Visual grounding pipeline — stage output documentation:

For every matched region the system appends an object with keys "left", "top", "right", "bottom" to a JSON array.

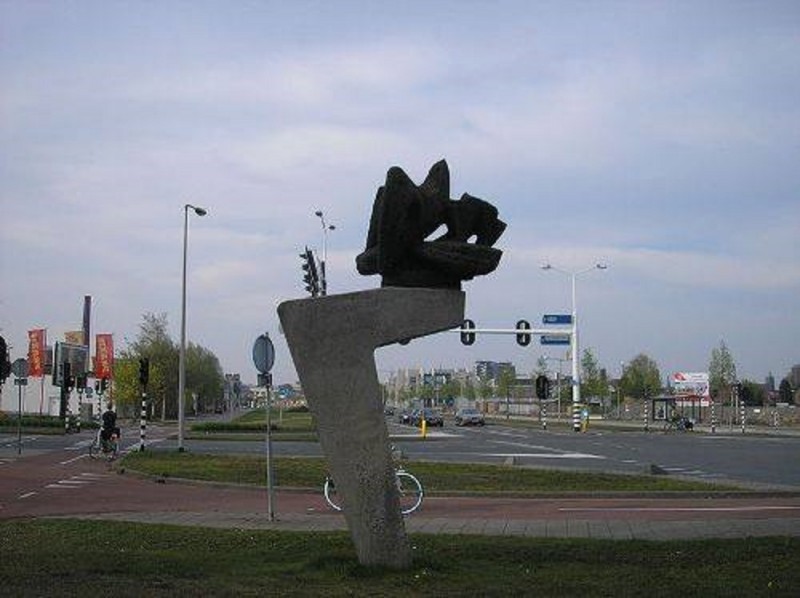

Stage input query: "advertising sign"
[
  {"left": 52, "top": 341, "right": 89, "bottom": 387},
  {"left": 671, "top": 372, "right": 710, "bottom": 406}
]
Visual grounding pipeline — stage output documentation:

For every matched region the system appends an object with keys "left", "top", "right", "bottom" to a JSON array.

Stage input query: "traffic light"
[
  {"left": 139, "top": 358, "right": 150, "bottom": 386},
  {"left": 63, "top": 362, "right": 75, "bottom": 391},
  {"left": 0, "top": 336, "right": 9, "bottom": 385},
  {"left": 300, "top": 247, "right": 320, "bottom": 297},
  {"left": 100, "top": 378, "right": 109, "bottom": 394},
  {"left": 516, "top": 320, "right": 531, "bottom": 346},
  {"left": 76, "top": 373, "right": 87, "bottom": 390},
  {"left": 535, "top": 374, "right": 550, "bottom": 400},
  {"left": 460, "top": 319, "right": 476, "bottom": 345}
]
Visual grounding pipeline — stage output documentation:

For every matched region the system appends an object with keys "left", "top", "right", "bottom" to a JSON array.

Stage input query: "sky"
[{"left": 1, "top": 0, "right": 798, "bottom": 393}]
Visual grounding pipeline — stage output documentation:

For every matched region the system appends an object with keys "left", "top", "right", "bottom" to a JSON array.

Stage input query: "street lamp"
[
  {"left": 178, "top": 203, "right": 207, "bottom": 451},
  {"left": 314, "top": 210, "right": 335, "bottom": 295},
  {"left": 541, "top": 262, "right": 608, "bottom": 432}
]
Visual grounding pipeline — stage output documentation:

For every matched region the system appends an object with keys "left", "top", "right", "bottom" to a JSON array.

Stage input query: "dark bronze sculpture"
[{"left": 356, "top": 160, "right": 506, "bottom": 289}]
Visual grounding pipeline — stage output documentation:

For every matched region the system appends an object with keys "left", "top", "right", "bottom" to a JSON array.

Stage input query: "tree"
[
  {"left": 185, "top": 342, "right": 224, "bottom": 414},
  {"left": 620, "top": 353, "right": 661, "bottom": 400},
  {"left": 709, "top": 340, "right": 737, "bottom": 404},
  {"left": 779, "top": 378, "right": 794, "bottom": 404},
  {"left": 581, "top": 348, "right": 608, "bottom": 402},
  {"left": 740, "top": 380, "right": 765, "bottom": 406},
  {"left": 115, "top": 312, "right": 224, "bottom": 419}
]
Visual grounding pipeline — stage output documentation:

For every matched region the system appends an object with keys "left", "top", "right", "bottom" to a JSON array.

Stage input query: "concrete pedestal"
[{"left": 278, "top": 287, "right": 464, "bottom": 568}]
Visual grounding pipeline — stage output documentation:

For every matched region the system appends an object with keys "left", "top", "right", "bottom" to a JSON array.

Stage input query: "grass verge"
[
  {"left": 1, "top": 519, "right": 797, "bottom": 597},
  {"left": 121, "top": 452, "right": 737, "bottom": 494},
  {"left": 189, "top": 408, "right": 315, "bottom": 436}
]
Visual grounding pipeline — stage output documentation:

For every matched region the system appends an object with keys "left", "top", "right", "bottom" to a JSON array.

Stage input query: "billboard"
[
  {"left": 52, "top": 341, "right": 89, "bottom": 387},
  {"left": 671, "top": 372, "right": 710, "bottom": 406}
]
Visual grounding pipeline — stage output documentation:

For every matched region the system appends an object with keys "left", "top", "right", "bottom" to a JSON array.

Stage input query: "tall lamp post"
[
  {"left": 541, "top": 262, "right": 607, "bottom": 432},
  {"left": 178, "top": 203, "right": 207, "bottom": 451},
  {"left": 314, "top": 210, "right": 335, "bottom": 296}
]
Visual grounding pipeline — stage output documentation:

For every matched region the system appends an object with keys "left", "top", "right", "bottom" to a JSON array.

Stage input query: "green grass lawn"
[
  {"left": 189, "top": 408, "right": 316, "bottom": 439},
  {"left": 122, "top": 452, "right": 736, "bottom": 494},
  {"left": 1, "top": 520, "right": 797, "bottom": 596}
]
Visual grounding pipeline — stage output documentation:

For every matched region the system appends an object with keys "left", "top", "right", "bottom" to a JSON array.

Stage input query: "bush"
[{"left": 0, "top": 413, "right": 63, "bottom": 428}]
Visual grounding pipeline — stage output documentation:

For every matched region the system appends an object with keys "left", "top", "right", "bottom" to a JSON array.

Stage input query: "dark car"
[
  {"left": 398, "top": 410, "right": 412, "bottom": 425},
  {"left": 455, "top": 407, "right": 485, "bottom": 426},
  {"left": 419, "top": 408, "right": 444, "bottom": 427}
]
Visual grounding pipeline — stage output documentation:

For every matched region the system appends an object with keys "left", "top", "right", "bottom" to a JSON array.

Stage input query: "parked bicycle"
[
  {"left": 662, "top": 415, "right": 694, "bottom": 433},
  {"left": 324, "top": 465, "right": 424, "bottom": 515}
]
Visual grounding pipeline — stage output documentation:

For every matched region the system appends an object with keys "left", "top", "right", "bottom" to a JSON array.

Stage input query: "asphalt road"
[
  {"left": 3, "top": 417, "right": 799, "bottom": 490},
  {"left": 160, "top": 418, "right": 800, "bottom": 490}
]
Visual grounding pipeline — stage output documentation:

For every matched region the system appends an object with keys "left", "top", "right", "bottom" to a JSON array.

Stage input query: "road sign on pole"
[
  {"left": 541, "top": 334, "right": 571, "bottom": 345},
  {"left": 252, "top": 333, "right": 275, "bottom": 374},
  {"left": 543, "top": 314, "right": 573, "bottom": 325}
]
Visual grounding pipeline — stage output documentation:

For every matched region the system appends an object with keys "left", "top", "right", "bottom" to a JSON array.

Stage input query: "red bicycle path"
[{"left": 3, "top": 448, "right": 800, "bottom": 540}]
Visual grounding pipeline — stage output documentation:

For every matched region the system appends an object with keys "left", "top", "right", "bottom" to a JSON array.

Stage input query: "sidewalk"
[{"left": 66, "top": 507, "right": 800, "bottom": 541}]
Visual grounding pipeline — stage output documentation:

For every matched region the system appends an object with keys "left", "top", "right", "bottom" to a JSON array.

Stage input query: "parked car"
[
  {"left": 397, "top": 410, "right": 412, "bottom": 425},
  {"left": 418, "top": 408, "right": 444, "bottom": 427},
  {"left": 455, "top": 408, "right": 485, "bottom": 426}
]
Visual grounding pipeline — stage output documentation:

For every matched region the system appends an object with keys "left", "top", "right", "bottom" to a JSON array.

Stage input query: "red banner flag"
[
  {"left": 27, "top": 329, "right": 46, "bottom": 377},
  {"left": 95, "top": 334, "right": 114, "bottom": 380}
]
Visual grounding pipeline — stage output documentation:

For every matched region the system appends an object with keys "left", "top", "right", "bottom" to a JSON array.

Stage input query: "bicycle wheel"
[
  {"left": 396, "top": 471, "right": 423, "bottom": 515},
  {"left": 323, "top": 477, "right": 342, "bottom": 511},
  {"left": 88, "top": 439, "right": 98, "bottom": 459}
]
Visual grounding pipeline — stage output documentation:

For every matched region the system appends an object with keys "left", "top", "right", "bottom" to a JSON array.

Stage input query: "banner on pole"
[
  {"left": 95, "top": 334, "right": 114, "bottom": 379},
  {"left": 27, "top": 329, "right": 46, "bottom": 377}
]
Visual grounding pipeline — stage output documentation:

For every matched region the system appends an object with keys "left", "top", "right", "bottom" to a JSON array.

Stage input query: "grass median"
[
  {"left": 2, "top": 519, "right": 797, "bottom": 596},
  {"left": 121, "top": 451, "right": 737, "bottom": 494}
]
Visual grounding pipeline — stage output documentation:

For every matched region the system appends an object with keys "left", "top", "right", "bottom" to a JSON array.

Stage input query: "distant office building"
[
  {"left": 765, "top": 372, "right": 775, "bottom": 392},
  {"left": 790, "top": 365, "right": 800, "bottom": 389}
]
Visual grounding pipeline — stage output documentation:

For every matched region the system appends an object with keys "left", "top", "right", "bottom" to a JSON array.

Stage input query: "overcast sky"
[{"left": 1, "top": 0, "right": 798, "bottom": 390}]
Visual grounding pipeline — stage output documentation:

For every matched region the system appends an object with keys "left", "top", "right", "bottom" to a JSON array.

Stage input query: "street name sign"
[
  {"left": 543, "top": 314, "right": 573, "bottom": 325},
  {"left": 540, "top": 334, "right": 570, "bottom": 345}
]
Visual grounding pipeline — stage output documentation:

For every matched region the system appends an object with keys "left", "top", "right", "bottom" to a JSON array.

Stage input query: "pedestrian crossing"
[{"left": 18, "top": 472, "right": 112, "bottom": 500}]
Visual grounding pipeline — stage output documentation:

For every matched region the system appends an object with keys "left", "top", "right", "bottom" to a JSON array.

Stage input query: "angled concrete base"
[{"left": 278, "top": 287, "right": 464, "bottom": 568}]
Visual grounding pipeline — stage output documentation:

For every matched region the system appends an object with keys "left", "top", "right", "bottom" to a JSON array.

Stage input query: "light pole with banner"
[{"left": 252, "top": 332, "right": 276, "bottom": 521}]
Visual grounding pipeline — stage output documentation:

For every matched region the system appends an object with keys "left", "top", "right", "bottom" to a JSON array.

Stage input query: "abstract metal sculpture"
[{"left": 356, "top": 160, "right": 506, "bottom": 289}]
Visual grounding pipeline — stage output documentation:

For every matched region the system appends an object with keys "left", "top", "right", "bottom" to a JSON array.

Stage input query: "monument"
[{"left": 278, "top": 160, "right": 504, "bottom": 568}]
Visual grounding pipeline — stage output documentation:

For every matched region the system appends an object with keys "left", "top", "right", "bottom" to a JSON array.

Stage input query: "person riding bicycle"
[{"left": 100, "top": 403, "right": 120, "bottom": 445}]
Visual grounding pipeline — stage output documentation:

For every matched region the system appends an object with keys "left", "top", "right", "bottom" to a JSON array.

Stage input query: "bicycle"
[
  {"left": 662, "top": 415, "right": 693, "bottom": 433},
  {"left": 323, "top": 465, "right": 424, "bottom": 515},
  {"left": 88, "top": 428, "right": 120, "bottom": 461}
]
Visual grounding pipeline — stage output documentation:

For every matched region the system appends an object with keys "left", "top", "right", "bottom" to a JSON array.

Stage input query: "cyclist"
[{"left": 101, "top": 403, "right": 120, "bottom": 446}]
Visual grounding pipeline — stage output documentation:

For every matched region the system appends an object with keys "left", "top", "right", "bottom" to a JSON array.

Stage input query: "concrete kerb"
[{"left": 52, "top": 511, "right": 800, "bottom": 540}]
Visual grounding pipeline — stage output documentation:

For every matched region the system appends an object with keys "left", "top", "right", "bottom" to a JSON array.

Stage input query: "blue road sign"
[
  {"left": 541, "top": 334, "right": 570, "bottom": 345},
  {"left": 543, "top": 314, "right": 573, "bottom": 325}
]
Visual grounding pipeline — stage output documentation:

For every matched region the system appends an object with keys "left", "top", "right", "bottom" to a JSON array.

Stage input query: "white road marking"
[
  {"left": 18, "top": 492, "right": 37, "bottom": 499},
  {"left": 487, "top": 439, "right": 605, "bottom": 459},
  {"left": 483, "top": 452, "right": 606, "bottom": 459},
  {"left": 560, "top": 506, "right": 800, "bottom": 513},
  {"left": 60, "top": 454, "right": 89, "bottom": 465}
]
